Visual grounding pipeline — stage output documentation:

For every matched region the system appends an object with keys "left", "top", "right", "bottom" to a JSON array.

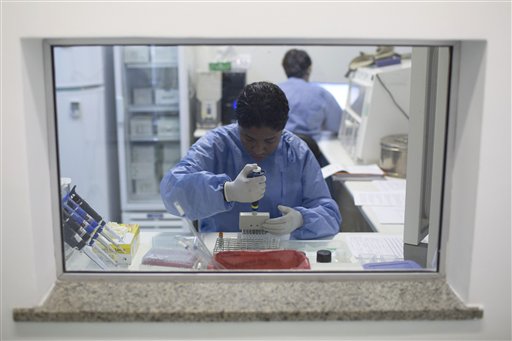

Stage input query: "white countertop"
[
  {"left": 318, "top": 138, "right": 406, "bottom": 236},
  {"left": 66, "top": 228, "right": 412, "bottom": 272},
  {"left": 318, "top": 138, "right": 355, "bottom": 166},
  {"left": 343, "top": 180, "right": 405, "bottom": 235}
]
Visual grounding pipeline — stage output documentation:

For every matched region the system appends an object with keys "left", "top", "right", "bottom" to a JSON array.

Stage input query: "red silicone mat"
[{"left": 213, "top": 250, "right": 310, "bottom": 270}]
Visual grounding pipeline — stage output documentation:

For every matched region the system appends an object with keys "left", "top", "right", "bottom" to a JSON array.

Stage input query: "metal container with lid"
[{"left": 379, "top": 134, "right": 408, "bottom": 178}]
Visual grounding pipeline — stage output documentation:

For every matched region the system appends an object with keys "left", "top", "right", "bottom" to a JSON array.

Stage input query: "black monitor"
[{"left": 221, "top": 72, "right": 246, "bottom": 125}]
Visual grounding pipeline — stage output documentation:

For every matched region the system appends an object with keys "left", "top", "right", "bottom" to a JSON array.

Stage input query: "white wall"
[
  {"left": 1, "top": 2, "right": 510, "bottom": 340},
  {"left": 194, "top": 45, "right": 412, "bottom": 84},
  {"left": 191, "top": 45, "right": 410, "bottom": 84}
]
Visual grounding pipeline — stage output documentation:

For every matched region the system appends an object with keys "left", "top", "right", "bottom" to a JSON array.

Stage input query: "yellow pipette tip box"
[{"left": 105, "top": 222, "right": 140, "bottom": 265}]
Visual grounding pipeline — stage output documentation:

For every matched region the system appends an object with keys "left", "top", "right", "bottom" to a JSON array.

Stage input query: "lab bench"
[
  {"left": 340, "top": 180, "right": 405, "bottom": 235},
  {"left": 66, "top": 137, "right": 407, "bottom": 272},
  {"left": 318, "top": 138, "right": 406, "bottom": 236},
  {"left": 66, "top": 226, "right": 412, "bottom": 272}
]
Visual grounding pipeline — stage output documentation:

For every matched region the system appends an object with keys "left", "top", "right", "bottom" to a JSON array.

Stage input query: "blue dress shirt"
[{"left": 278, "top": 77, "right": 343, "bottom": 141}]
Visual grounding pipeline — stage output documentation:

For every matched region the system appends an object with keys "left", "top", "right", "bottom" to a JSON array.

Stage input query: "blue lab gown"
[
  {"left": 278, "top": 77, "right": 343, "bottom": 141},
  {"left": 160, "top": 124, "right": 341, "bottom": 240}
]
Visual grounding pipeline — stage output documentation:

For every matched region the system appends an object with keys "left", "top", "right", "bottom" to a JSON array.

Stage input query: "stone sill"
[{"left": 13, "top": 278, "right": 482, "bottom": 322}]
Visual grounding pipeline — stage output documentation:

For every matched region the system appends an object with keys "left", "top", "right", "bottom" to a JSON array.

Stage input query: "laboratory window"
[{"left": 48, "top": 42, "right": 451, "bottom": 275}]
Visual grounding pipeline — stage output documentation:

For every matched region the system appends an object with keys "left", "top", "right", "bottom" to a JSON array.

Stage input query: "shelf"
[
  {"left": 128, "top": 104, "right": 179, "bottom": 113},
  {"left": 125, "top": 62, "right": 178, "bottom": 69},
  {"left": 130, "top": 136, "right": 180, "bottom": 143}
]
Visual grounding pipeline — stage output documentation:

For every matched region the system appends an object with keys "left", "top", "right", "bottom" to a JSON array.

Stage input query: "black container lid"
[{"left": 316, "top": 249, "right": 332, "bottom": 263}]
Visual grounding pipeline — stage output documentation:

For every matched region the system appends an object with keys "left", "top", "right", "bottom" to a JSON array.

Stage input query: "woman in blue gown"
[{"left": 160, "top": 81, "right": 341, "bottom": 240}]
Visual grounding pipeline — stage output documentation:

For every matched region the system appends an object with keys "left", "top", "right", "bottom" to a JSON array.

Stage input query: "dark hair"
[
  {"left": 235, "top": 81, "right": 289, "bottom": 130},
  {"left": 282, "top": 49, "right": 312, "bottom": 78}
]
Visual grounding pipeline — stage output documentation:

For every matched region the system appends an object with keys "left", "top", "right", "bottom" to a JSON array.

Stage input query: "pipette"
[
  {"left": 62, "top": 208, "right": 117, "bottom": 255},
  {"left": 63, "top": 199, "right": 121, "bottom": 249},
  {"left": 239, "top": 165, "right": 269, "bottom": 231},
  {"left": 67, "top": 186, "right": 122, "bottom": 240},
  {"left": 247, "top": 166, "right": 265, "bottom": 211},
  {"left": 62, "top": 218, "right": 112, "bottom": 268},
  {"left": 63, "top": 214, "right": 117, "bottom": 264}
]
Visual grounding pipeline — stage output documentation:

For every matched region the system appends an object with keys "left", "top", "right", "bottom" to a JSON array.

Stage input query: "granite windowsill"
[{"left": 13, "top": 278, "right": 482, "bottom": 322}]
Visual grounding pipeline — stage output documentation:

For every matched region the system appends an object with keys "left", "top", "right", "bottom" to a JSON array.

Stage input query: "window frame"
[{"left": 43, "top": 38, "right": 459, "bottom": 280}]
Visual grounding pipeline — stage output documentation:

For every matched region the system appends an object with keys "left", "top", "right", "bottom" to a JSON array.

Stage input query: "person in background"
[
  {"left": 160, "top": 81, "right": 341, "bottom": 240},
  {"left": 278, "top": 49, "right": 343, "bottom": 142}
]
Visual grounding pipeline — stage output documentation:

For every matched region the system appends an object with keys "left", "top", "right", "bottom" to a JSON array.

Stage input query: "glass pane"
[{"left": 53, "top": 44, "right": 448, "bottom": 273}]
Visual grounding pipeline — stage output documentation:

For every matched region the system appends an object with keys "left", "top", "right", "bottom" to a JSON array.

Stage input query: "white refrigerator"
[
  {"left": 54, "top": 46, "right": 120, "bottom": 222},
  {"left": 113, "top": 45, "right": 191, "bottom": 229}
]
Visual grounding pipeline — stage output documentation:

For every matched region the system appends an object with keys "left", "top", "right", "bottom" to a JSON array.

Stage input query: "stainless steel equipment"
[{"left": 379, "top": 134, "right": 408, "bottom": 178}]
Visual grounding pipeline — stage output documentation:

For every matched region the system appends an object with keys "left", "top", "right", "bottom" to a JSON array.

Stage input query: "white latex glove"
[
  {"left": 224, "top": 164, "right": 266, "bottom": 203},
  {"left": 261, "top": 205, "right": 303, "bottom": 235}
]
